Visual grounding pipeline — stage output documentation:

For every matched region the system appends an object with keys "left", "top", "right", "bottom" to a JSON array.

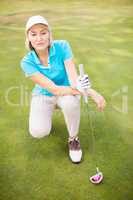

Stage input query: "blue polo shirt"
[{"left": 20, "top": 40, "right": 73, "bottom": 96}]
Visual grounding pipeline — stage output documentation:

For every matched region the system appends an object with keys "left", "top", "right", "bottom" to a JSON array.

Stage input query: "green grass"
[{"left": 0, "top": 0, "right": 133, "bottom": 200}]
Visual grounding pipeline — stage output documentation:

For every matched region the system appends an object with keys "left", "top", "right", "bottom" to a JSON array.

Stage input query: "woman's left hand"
[{"left": 89, "top": 89, "right": 106, "bottom": 112}]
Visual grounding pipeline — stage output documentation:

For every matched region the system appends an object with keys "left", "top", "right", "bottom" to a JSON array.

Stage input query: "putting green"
[{"left": 0, "top": 0, "right": 133, "bottom": 200}]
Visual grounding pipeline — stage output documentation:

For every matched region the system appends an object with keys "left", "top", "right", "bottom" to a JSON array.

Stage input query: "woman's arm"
[
  {"left": 64, "top": 59, "right": 106, "bottom": 111},
  {"left": 88, "top": 88, "right": 106, "bottom": 111},
  {"left": 64, "top": 59, "right": 78, "bottom": 88},
  {"left": 30, "top": 72, "right": 80, "bottom": 96}
]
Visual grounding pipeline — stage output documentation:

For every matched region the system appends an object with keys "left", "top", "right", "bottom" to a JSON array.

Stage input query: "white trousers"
[{"left": 29, "top": 95, "right": 80, "bottom": 138}]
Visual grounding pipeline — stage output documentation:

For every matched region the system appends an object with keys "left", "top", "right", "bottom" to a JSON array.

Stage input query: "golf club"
[{"left": 79, "top": 64, "right": 103, "bottom": 184}]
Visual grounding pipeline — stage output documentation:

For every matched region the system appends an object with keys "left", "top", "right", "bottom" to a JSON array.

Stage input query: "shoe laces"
[{"left": 69, "top": 137, "right": 80, "bottom": 151}]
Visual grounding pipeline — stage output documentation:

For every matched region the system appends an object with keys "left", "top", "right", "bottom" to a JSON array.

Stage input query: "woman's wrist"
[
  {"left": 88, "top": 88, "right": 101, "bottom": 100},
  {"left": 88, "top": 88, "right": 96, "bottom": 97}
]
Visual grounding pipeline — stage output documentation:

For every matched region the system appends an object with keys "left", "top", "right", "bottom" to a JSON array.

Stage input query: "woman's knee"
[
  {"left": 63, "top": 96, "right": 80, "bottom": 111},
  {"left": 29, "top": 127, "right": 51, "bottom": 138}
]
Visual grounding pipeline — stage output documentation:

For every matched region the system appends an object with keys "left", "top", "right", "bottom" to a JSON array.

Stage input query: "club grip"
[
  {"left": 79, "top": 64, "right": 88, "bottom": 104},
  {"left": 79, "top": 64, "right": 85, "bottom": 77}
]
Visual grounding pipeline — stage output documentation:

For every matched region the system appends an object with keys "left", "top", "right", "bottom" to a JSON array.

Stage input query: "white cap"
[{"left": 26, "top": 15, "right": 49, "bottom": 32}]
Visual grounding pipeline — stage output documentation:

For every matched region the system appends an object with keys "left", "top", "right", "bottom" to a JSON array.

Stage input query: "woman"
[{"left": 20, "top": 15, "right": 106, "bottom": 163}]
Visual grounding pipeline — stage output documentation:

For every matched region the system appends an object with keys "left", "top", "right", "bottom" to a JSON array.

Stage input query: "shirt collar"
[{"left": 31, "top": 43, "right": 55, "bottom": 65}]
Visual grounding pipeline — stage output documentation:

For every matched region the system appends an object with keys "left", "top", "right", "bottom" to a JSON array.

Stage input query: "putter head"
[{"left": 90, "top": 170, "right": 103, "bottom": 184}]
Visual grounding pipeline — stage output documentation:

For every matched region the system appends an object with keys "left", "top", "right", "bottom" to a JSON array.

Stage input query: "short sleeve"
[
  {"left": 20, "top": 59, "right": 39, "bottom": 77},
  {"left": 62, "top": 41, "right": 73, "bottom": 61}
]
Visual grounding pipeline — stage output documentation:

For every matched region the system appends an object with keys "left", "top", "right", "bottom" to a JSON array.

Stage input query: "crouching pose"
[{"left": 20, "top": 15, "right": 106, "bottom": 163}]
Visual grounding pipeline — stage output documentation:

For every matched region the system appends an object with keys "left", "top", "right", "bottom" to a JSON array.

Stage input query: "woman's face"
[{"left": 28, "top": 24, "right": 50, "bottom": 51}]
